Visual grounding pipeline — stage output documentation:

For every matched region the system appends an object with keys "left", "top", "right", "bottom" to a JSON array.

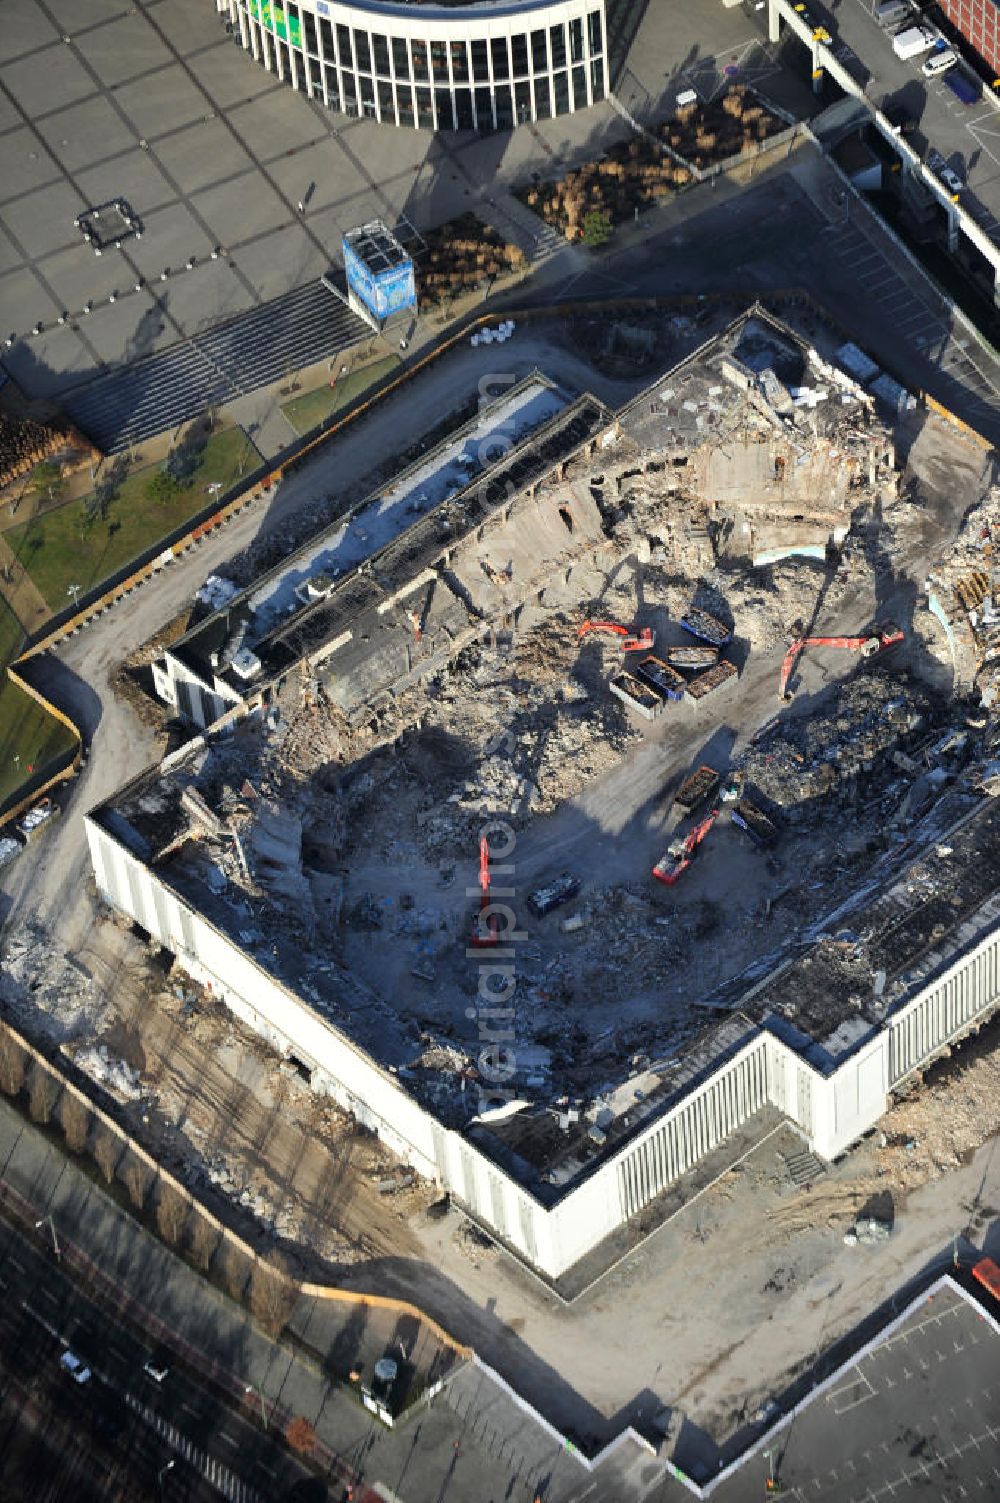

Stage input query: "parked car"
[
  {"left": 59, "top": 1350, "right": 92, "bottom": 1385},
  {"left": 928, "top": 151, "right": 963, "bottom": 195},
  {"left": 944, "top": 67, "right": 980, "bottom": 103},
  {"left": 922, "top": 42, "right": 957, "bottom": 76},
  {"left": 875, "top": 0, "right": 913, "bottom": 26},
  {"left": 17, "top": 797, "right": 56, "bottom": 843},
  {"left": 142, "top": 1351, "right": 170, "bottom": 1384},
  {"left": 527, "top": 873, "right": 581, "bottom": 919}
]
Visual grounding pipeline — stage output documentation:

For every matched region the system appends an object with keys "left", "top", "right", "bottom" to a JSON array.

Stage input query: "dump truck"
[
  {"left": 731, "top": 798, "right": 777, "bottom": 846},
  {"left": 680, "top": 607, "right": 733, "bottom": 648},
  {"left": 674, "top": 765, "right": 721, "bottom": 812},
  {"left": 634, "top": 653, "right": 685, "bottom": 702},
  {"left": 685, "top": 660, "right": 738, "bottom": 701}
]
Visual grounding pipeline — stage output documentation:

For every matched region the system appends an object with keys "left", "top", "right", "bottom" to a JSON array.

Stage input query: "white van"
[
  {"left": 922, "top": 45, "right": 957, "bottom": 75},
  {"left": 893, "top": 23, "right": 937, "bottom": 57}
]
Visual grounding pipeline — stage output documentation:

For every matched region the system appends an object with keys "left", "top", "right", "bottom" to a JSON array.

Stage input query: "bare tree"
[
  {"left": 58, "top": 1093, "right": 91, "bottom": 1153},
  {"left": 219, "top": 1243, "right": 250, "bottom": 1302},
  {"left": 155, "top": 1185, "right": 188, "bottom": 1247},
  {"left": 0, "top": 1030, "right": 26, "bottom": 1096},
  {"left": 27, "top": 1063, "right": 59, "bottom": 1125},
  {"left": 249, "top": 1252, "right": 299, "bottom": 1338},
  {"left": 284, "top": 1416, "right": 315, "bottom": 1454},
  {"left": 188, "top": 1216, "right": 219, "bottom": 1274},
  {"left": 92, "top": 1128, "right": 122, "bottom": 1185},
  {"left": 121, "top": 1156, "right": 151, "bottom": 1211}
]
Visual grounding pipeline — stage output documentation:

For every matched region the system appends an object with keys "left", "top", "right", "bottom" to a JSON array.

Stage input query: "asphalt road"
[{"left": 0, "top": 1212, "right": 300, "bottom": 1503}]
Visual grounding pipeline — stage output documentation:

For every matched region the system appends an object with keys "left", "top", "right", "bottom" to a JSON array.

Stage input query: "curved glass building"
[{"left": 213, "top": 0, "right": 610, "bottom": 130}]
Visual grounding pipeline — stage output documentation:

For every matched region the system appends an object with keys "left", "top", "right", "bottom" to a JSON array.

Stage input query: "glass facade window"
[
  {"left": 531, "top": 29, "right": 548, "bottom": 73},
  {"left": 491, "top": 37, "right": 510, "bottom": 80},
  {"left": 455, "top": 87, "right": 474, "bottom": 128},
  {"left": 471, "top": 39, "right": 489, "bottom": 82},
  {"left": 431, "top": 40, "right": 448, "bottom": 81},
  {"left": 569, "top": 17, "right": 584, "bottom": 63},
  {"left": 227, "top": 1, "right": 607, "bottom": 134},
  {"left": 451, "top": 40, "right": 469, "bottom": 82},
  {"left": 572, "top": 64, "right": 587, "bottom": 111}
]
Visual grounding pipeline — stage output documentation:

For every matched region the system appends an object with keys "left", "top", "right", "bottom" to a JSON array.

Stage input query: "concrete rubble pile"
[
  {"left": 924, "top": 484, "right": 1000, "bottom": 700},
  {"left": 740, "top": 675, "right": 935, "bottom": 817}
]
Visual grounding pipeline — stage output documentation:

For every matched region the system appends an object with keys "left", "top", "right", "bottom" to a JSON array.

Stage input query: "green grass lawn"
[
  {"left": 6, "top": 426, "right": 259, "bottom": 613},
  {"left": 281, "top": 356, "right": 401, "bottom": 435},
  {"left": 0, "top": 598, "right": 76, "bottom": 812}
]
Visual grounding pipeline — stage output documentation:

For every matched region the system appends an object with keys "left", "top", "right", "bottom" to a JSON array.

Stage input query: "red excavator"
[
  {"left": 469, "top": 836, "right": 498, "bottom": 948},
  {"left": 779, "top": 622, "right": 904, "bottom": 700},
  {"left": 578, "top": 620, "right": 654, "bottom": 652},
  {"left": 652, "top": 807, "right": 719, "bottom": 886}
]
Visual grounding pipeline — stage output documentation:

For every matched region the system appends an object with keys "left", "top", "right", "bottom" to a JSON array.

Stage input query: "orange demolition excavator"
[
  {"left": 577, "top": 620, "right": 653, "bottom": 652},
  {"left": 779, "top": 623, "right": 904, "bottom": 700},
  {"left": 470, "top": 836, "right": 498, "bottom": 948}
]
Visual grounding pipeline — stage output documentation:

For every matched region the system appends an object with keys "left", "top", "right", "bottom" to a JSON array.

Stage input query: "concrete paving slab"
[
  {"left": 0, "top": 89, "right": 23, "bottom": 134},
  {"left": 231, "top": 223, "right": 328, "bottom": 302},
  {"left": 35, "top": 240, "right": 133, "bottom": 313},
  {"left": 153, "top": 2, "right": 234, "bottom": 57},
  {"left": 36, "top": 94, "right": 136, "bottom": 172},
  {"left": 0, "top": 225, "right": 23, "bottom": 279},
  {"left": 3, "top": 0, "right": 60, "bottom": 60},
  {"left": 230, "top": 89, "right": 329, "bottom": 156},
  {"left": 0, "top": 40, "right": 98, "bottom": 114},
  {"left": 0, "top": 265, "right": 60, "bottom": 337},
  {"left": 76, "top": 290, "right": 175, "bottom": 367},
  {"left": 191, "top": 171, "right": 290, "bottom": 246},
  {"left": 147, "top": 257, "right": 255, "bottom": 337},
  {"left": 150, "top": 117, "right": 255, "bottom": 197},
  {"left": 267, "top": 137, "right": 369, "bottom": 214},
  {"left": 0, "top": 127, "right": 63, "bottom": 199},
  {"left": 47, "top": 0, "right": 132, "bottom": 28},
  {"left": 0, "top": 178, "right": 83, "bottom": 261},
  {"left": 73, "top": 11, "right": 174, "bottom": 87},
  {"left": 3, "top": 317, "right": 94, "bottom": 397},
  {"left": 185, "top": 39, "right": 279, "bottom": 109},
  {"left": 74, "top": 145, "right": 177, "bottom": 218},
  {"left": 127, "top": 201, "right": 214, "bottom": 280},
  {"left": 114, "top": 62, "right": 210, "bottom": 139}
]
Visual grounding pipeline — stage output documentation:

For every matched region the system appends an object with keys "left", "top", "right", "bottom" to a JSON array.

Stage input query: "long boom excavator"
[
  {"left": 779, "top": 622, "right": 904, "bottom": 701},
  {"left": 577, "top": 620, "right": 654, "bottom": 652}
]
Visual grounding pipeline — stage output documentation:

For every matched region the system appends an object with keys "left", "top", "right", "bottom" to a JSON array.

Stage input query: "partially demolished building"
[{"left": 86, "top": 309, "right": 1000, "bottom": 1283}]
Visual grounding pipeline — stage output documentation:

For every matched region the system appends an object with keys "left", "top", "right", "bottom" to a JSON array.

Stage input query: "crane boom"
[{"left": 779, "top": 623, "right": 903, "bottom": 699}]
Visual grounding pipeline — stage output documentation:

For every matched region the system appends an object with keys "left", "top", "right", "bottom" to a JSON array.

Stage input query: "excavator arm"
[{"left": 779, "top": 624, "right": 903, "bottom": 699}]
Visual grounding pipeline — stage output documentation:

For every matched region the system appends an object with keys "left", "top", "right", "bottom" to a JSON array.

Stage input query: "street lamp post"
[
  {"left": 66, "top": 582, "right": 80, "bottom": 611},
  {"left": 35, "top": 1215, "right": 60, "bottom": 1260},
  {"left": 157, "top": 1459, "right": 175, "bottom": 1497}
]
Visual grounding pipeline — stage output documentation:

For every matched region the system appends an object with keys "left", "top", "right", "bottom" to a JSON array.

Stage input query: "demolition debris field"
[{"left": 95, "top": 306, "right": 1000, "bottom": 1200}]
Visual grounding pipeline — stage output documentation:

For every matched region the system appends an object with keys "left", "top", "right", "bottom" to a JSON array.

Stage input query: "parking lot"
[{"left": 788, "top": 0, "right": 1000, "bottom": 247}]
